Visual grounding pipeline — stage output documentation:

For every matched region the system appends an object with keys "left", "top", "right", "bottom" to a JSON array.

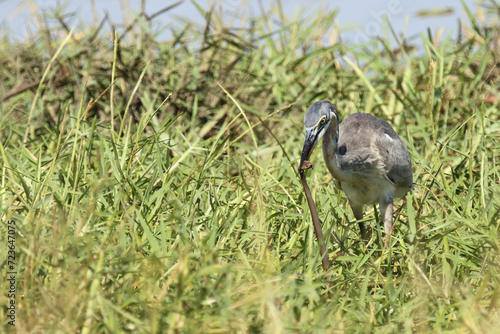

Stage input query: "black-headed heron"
[{"left": 299, "top": 100, "right": 413, "bottom": 241}]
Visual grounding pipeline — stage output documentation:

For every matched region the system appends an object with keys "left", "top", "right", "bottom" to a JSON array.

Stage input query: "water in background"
[{"left": 0, "top": 0, "right": 482, "bottom": 47}]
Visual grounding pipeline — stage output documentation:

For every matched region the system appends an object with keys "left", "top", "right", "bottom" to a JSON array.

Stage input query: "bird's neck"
[
  {"left": 322, "top": 122, "right": 339, "bottom": 157},
  {"left": 322, "top": 122, "right": 341, "bottom": 178}
]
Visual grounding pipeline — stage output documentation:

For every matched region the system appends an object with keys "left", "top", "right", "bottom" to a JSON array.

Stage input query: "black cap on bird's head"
[{"left": 299, "top": 101, "right": 338, "bottom": 171}]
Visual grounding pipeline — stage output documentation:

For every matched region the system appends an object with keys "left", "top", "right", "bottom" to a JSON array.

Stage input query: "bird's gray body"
[
  {"left": 300, "top": 101, "right": 413, "bottom": 239},
  {"left": 324, "top": 112, "right": 413, "bottom": 203}
]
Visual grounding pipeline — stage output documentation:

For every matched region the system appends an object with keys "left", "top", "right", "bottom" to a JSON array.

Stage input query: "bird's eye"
[{"left": 320, "top": 117, "right": 326, "bottom": 125}]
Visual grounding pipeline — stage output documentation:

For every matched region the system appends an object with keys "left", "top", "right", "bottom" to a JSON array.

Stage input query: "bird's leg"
[
  {"left": 349, "top": 201, "right": 366, "bottom": 239},
  {"left": 379, "top": 193, "right": 394, "bottom": 244}
]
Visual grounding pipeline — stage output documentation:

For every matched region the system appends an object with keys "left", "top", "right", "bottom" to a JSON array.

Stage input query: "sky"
[{"left": 0, "top": 0, "right": 484, "bottom": 45}]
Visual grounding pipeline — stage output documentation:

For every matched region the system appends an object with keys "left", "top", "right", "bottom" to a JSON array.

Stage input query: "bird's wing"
[
  {"left": 375, "top": 127, "right": 413, "bottom": 189},
  {"left": 337, "top": 113, "right": 413, "bottom": 188}
]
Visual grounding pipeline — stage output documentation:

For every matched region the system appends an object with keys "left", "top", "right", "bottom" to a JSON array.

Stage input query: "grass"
[{"left": 0, "top": 0, "right": 499, "bottom": 332}]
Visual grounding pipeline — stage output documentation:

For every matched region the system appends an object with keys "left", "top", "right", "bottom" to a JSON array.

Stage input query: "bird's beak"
[{"left": 300, "top": 127, "right": 319, "bottom": 170}]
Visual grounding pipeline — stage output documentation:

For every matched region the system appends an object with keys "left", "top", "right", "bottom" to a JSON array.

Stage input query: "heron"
[{"left": 299, "top": 100, "right": 413, "bottom": 242}]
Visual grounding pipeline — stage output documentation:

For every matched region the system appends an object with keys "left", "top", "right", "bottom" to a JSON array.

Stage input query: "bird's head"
[{"left": 300, "top": 101, "right": 338, "bottom": 170}]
